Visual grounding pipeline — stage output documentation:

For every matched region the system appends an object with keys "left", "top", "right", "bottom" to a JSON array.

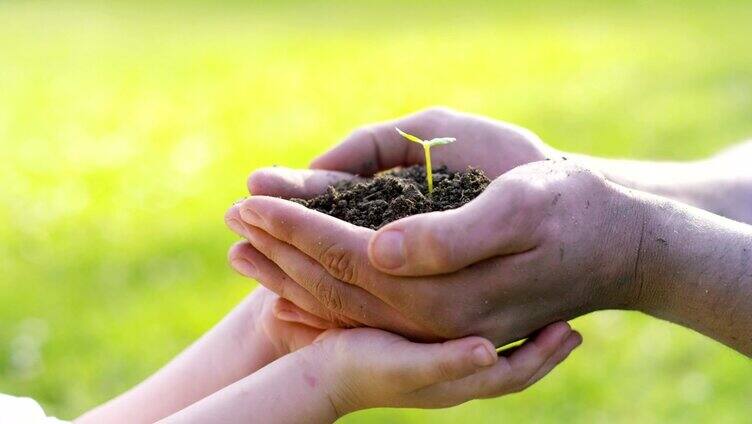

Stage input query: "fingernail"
[
  {"left": 226, "top": 218, "right": 246, "bottom": 235},
  {"left": 231, "top": 258, "right": 257, "bottom": 278},
  {"left": 275, "top": 308, "right": 301, "bottom": 323},
  {"left": 240, "top": 207, "right": 264, "bottom": 227},
  {"left": 471, "top": 344, "right": 497, "bottom": 367},
  {"left": 371, "top": 230, "right": 405, "bottom": 269}
]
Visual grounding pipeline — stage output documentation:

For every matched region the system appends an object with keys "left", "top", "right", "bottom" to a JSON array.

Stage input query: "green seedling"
[{"left": 396, "top": 127, "right": 456, "bottom": 194}]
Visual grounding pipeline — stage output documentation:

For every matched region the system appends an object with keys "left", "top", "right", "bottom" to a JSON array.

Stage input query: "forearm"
[
  {"left": 77, "top": 292, "right": 276, "bottom": 424},
  {"left": 160, "top": 348, "right": 339, "bottom": 424},
  {"left": 631, "top": 190, "right": 752, "bottom": 355},
  {"left": 571, "top": 141, "right": 752, "bottom": 224}
]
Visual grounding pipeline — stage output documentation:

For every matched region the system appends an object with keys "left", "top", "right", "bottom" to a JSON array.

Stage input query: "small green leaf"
[
  {"left": 426, "top": 137, "right": 456, "bottom": 147},
  {"left": 396, "top": 127, "right": 424, "bottom": 144}
]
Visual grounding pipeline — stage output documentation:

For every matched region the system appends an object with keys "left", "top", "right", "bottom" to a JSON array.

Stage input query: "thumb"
[
  {"left": 399, "top": 336, "right": 498, "bottom": 389},
  {"left": 367, "top": 179, "right": 540, "bottom": 276},
  {"left": 310, "top": 107, "right": 455, "bottom": 175}
]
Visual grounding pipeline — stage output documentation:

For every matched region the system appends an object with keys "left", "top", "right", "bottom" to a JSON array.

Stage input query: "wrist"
[
  {"left": 228, "top": 291, "right": 279, "bottom": 372},
  {"left": 615, "top": 190, "right": 675, "bottom": 314},
  {"left": 586, "top": 181, "right": 677, "bottom": 314},
  {"left": 295, "top": 340, "right": 356, "bottom": 420}
]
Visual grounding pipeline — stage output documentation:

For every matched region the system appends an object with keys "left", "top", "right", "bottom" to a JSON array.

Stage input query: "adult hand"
[
  {"left": 245, "top": 107, "right": 559, "bottom": 200},
  {"left": 227, "top": 160, "right": 644, "bottom": 345},
  {"left": 230, "top": 108, "right": 752, "bottom": 354}
]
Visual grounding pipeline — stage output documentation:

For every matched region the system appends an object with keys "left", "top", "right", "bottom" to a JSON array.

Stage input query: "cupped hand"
[
  {"left": 228, "top": 160, "right": 645, "bottom": 345},
  {"left": 248, "top": 286, "right": 325, "bottom": 356},
  {"left": 307, "top": 320, "right": 581, "bottom": 414},
  {"left": 245, "top": 107, "right": 558, "bottom": 200}
]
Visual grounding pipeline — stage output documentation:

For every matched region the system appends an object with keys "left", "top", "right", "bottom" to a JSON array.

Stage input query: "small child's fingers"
[
  {"left": 408, "top": 329, "right": 574, "bottom": 409},
  {"left": 392, "top": 336, "right": 499, "bottom": 389},
  {"left": 501, "top": 321, "right": 572, "bottom": 391},
  {"left": 273, "top": 297, "right": 339, "bottom": 330},
  {"left": 523, "top": 330, "right": 582, "bottom": 388}
]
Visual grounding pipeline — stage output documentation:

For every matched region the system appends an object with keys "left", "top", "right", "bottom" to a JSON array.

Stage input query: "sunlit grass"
[{"left": 1, "top": 1, "right": 751, "bottom": 421}]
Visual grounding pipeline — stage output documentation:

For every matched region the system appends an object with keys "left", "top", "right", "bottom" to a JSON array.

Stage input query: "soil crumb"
[{"left": 292, "top": 165, "right": 490, "bottom": 229}]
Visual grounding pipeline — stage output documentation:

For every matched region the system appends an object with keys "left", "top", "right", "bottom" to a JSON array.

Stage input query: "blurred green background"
[{"left": 1, "top": 0, "right": 751, "bottom": 422}]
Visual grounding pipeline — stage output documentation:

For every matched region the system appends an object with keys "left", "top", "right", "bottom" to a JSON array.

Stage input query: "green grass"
[{"left": 1, "top": 0, "right": 751, "bottom": 421}]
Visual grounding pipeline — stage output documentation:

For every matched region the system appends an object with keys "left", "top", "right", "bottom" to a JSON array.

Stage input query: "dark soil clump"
[{"left": 292, "top": 165, "right": 490, "bottom": 230}]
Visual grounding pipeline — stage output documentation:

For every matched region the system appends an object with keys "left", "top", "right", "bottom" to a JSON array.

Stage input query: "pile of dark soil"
[{"left": 292, "top": 165, "right": 490, "bottom": 230}]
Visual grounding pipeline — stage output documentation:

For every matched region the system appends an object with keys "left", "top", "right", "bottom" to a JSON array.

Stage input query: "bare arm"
[
  {"left": 76, "top": 289, "right": 318, "bottom": 424},
  {"left": 573, "top": 140, "right": 752, "bottom": 224},
  {"left": 160, "top": 324, "right": 580, "bottom": 424},
  {"left": 158, "top": 347, "right": 338, "bottom": 424},
  {"left": 634, "top": 188, "right": 752, "bottom": 353}
]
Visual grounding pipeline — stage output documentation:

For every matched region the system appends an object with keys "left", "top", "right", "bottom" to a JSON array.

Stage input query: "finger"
[
  {"left": 385, "top": 335, "right": 499, "bottom": 390},
  {"left": 309, "top": 108, "right": 456, "bottom": 175},
  {"left": 409, "top": 324, "right": 573, "bottom": 408},
  {"left": 247, "top": 167, "right": 359, "bottom": 199},
  {"left": 524, "top": 330, "right": 582, "bottom": 387},
  {"left": 244, "top": 225, "right": 428, "bottom": 339},
  {"left": 239, "top": 196, "right": 412, "bottom": 312},
  {"left": 228, "top": 241, "right": 358, "bottom": 328},
  {"left": 273, "top": 297, "right": 337, "bottom": 330},
  {"left": 443, "top": 321, "right": 571, "bottom": 400},
  {"left": 239, "top": 196, "right": 393, "bottom": 293},
  {"left": 272, "top": 318, "right": 324, "bottom": 353},
  {"left": 489, "top": 321, "right": 572, "bottom": 396},
  {"left": 367, "top": 176, "right": 543, "bottom": 276},
  {"left": 226, "top": 204, "right": 249, "bottom": 238}
]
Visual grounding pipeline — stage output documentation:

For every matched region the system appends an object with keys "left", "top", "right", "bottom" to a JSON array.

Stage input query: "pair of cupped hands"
[{"left": 226, "top": 107, "right": 643, "bottom": 410}]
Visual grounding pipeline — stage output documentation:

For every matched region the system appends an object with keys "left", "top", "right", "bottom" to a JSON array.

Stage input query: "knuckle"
[
  {"left": 309, "top": 272, "right": 345, "bottom": 313},
  {"left": 261, "top": 206, "right": 285, "bottom": 233},
  {"left": 325, "top": 289, "right": 345, "bottom": 314},
  {"left": 257, "top": 236, "right": 279, "bottom": 262},
  {"left": 493, "top": 174, "right": 552, "bottom": 238},
  {"left": 419, "top": 106, "right": 455, "bottom": 120},
  {"left": 434, "top": 358, "right": 457, "bottom": 381},
  {"left": 507, "top": 178, "right": 547, "bottom": 210},
  {"left": 348, "top": 127, "right": 375, "bottom": 144},
  {"left": 320, "top": 242, "right": 359, "bottom": 283}
]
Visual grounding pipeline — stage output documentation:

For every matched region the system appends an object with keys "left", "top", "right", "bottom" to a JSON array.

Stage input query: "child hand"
[
  {"left": 295, "top": 318, "right": 581, "bottom": 417},
  {"left": 250, "top": 287, "right": 326, "bottom": 357},
  {"left": 149, "top": 294, "right": 579, "bottom": 423}
]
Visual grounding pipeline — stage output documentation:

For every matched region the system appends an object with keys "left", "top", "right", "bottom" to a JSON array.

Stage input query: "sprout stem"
[
  {"left": 395, "top": 127, "right": 455, "bottom": 196},
  {"left": 423, "top": 144, "right": 434, "bottom": 193}
]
